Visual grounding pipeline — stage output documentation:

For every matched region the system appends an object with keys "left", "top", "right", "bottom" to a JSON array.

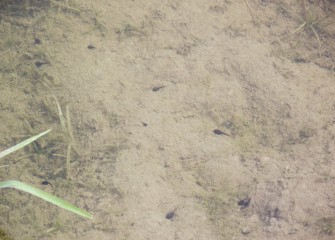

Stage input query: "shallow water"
[{"left": 1, "top": 1, "right": 335, "bottom": 239}]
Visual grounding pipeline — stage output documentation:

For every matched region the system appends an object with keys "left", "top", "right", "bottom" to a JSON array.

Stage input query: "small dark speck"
[
  {"left": 293, "top": 58, "right": 307, "bottom": 63},
  {"left": 165, "top": 208, "right": 177, "bottom": 220},
  {"left": 87, "top": 44, "right": 95, "bottom": 49},
  {"left": 152, "top": 86, "right": 166, "bottom": 92},
  {"left": 142, "top": 122, "right": 148, "bottom": 127},
  {"left": 34, "top": 38, "right": 41, "bottom": 44},
  {"left": 213, "top": 129, "right": 230, "bottom": 136}
]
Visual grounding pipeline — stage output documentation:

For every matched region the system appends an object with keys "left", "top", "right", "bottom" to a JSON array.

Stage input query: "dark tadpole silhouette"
[
  {"left": 152, "top": 86, "right": 166, "bottom": 92},
  {"left": 238, "top": 197, "right": 251, "bottom": 209},
  {"left": 35, "top": 61, "right": 50, "bottom": 68},
  {"left": 165, "top": 208, "right": 177, "bottom": 220},
  {"left": 41, "top": 180, "right": 52, "bottom": 187},
  {"left": 34, "top": 38, "right": 41, "bottom": 44},
  {"left": 213, "top": 129, "right": 230, "bottom": 136}
]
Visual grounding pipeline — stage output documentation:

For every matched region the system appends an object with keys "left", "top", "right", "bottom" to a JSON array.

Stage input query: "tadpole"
[
  {"left": 165, "top": 208, "right": 177, "bottom": 220},
  {"left": 238, "top": 197, "right": 251, "bottom": 209},
  {"left": 35, "top": 61, "right": 50, "bottom": 68},
  {"left": 34, "top": 38, "right": 41, "bottom": 44},
  {"left": 213, "top": 129, "right": 230, "bottom": 136},
  {"left": 152, "top": 86, "right": 166, "bottom": 92},
  {"left": 41, "top": 180, "right": 52, "bottom": 187}
]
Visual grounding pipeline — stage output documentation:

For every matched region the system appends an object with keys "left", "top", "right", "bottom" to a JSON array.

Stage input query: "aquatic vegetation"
[{"left": 0, "top": 129, "right": 92, "bottom": 219}]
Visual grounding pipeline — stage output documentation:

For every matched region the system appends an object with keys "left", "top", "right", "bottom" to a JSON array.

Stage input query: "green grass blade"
[
  {"left": 0, "top": 180, "right": 92, "bottom": 219},
  {"left": 0, "top": 129, "right": 52, "bottom": 159}
]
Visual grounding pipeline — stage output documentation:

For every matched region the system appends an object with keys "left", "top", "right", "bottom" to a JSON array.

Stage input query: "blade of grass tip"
[
  {"left": 0, "top": 129, "right": 52, "bottom": 159},
  {"left": 0, "top": 180, "right": 92, "bottom": 219}
]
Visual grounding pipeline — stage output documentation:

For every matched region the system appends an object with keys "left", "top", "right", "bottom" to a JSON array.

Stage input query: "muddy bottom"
[{"left": 1, "top": 0, "right": 335, "bottom": 239}]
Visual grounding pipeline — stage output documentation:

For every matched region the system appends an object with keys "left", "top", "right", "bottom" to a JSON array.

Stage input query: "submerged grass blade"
[
  {"left": 0, "top": 129, "right": 52, "bottom": 159},
  {"left": 52, "top": 95, "right": 66, "bottom": 130},
  {"left": 310, "top": 25, "right": 321, "bottom": 49},
  {"left": 66, "top": 143, "right": 72, "bottom": 180},
  {"left": 0, "top": 180, "right": 92, "bottom": 219},
  {"left": 0, "top": 129, "right": 93, "bottom": 219},
  {"left": 294, "top": 21, "right": 306, "bottom": 34}
]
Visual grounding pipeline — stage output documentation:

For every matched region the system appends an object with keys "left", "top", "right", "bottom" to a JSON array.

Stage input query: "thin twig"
[
  {"left": 66, "top": 143, "right": 72, "bottom": 180},
  {"left": 65, "top": 104, "right": 74, "bottom": 141},
  {"left": 52, "top": 95, "right": 66, "bottom": 130},
  {"left": 244, "top": 0, "right": 256, "bottom": 24}
]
